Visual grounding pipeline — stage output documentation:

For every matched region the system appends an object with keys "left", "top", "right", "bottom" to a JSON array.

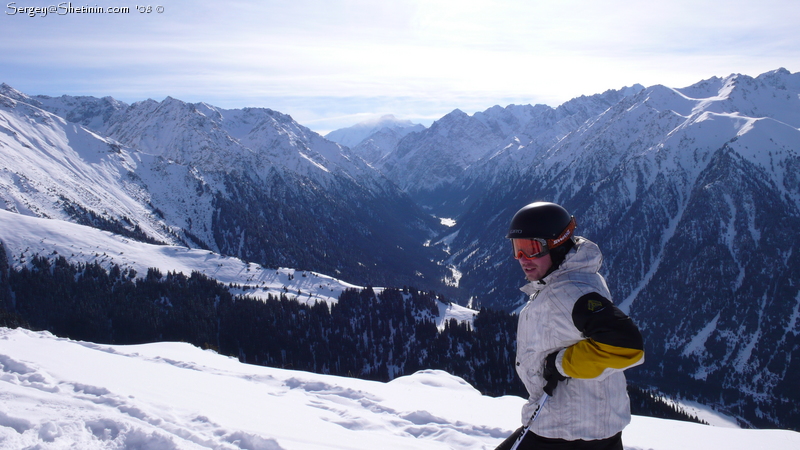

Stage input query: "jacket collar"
[{"left": 519, "top": 237, "right": 603, "bottom": 296}]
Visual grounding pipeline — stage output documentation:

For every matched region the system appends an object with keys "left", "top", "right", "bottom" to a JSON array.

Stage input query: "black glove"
[{"left": 543, "top": 351, "right": 567, "bottom": 396}]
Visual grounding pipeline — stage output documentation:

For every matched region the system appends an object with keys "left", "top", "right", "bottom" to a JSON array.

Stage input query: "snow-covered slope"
[
  {"left": 0, "top": 89, "right": 176, "bottom": 245},
  {"left": 2, "top": 327, "right": 799, "bottom": 450},
  {"left": 0, "top": 209, "right": 476, "bottom": 326},
  {"left": 0, "top": 209, "right": 351, "bottom": 305}
]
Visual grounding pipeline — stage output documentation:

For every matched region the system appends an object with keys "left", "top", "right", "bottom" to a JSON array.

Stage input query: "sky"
[
  {"left": 2, "top": 0, "right": 799, "bottom": 135},
  {"left": 5, "top": 327, "right": 800, "bottom": 449}
]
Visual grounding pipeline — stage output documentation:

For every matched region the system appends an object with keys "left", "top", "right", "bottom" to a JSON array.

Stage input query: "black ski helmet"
[{"left": 506, "top": 201, "right": 576, "bottom": 248}]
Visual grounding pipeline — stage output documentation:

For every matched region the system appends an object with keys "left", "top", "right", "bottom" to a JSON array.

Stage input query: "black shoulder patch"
[
  {"left": 572, "top": 292, "right": 643, "bottom": 350},
  {"left": 572, "top": 292, "right": 613, "bottom": 332}
]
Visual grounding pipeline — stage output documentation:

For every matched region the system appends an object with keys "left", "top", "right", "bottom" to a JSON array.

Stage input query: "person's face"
[{"left": 517, "top": 253, "right": 553, "bottom": 281}]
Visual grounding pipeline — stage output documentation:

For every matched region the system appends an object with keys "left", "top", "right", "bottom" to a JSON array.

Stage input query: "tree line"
[
  {"left": 0, "top": 242, "right": 702, "bottom": 423},
  {"left": 0, "top": 243, "right": 523, "bottom": 397}
]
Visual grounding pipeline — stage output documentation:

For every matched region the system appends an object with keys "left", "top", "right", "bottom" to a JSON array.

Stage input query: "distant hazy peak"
[{"left": 325, "top": 114, "right": 426, "bottom": 149}]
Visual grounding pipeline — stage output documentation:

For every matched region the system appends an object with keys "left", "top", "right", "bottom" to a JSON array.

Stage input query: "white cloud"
[{"left": 2, "top": 0, "right": 798, "bottom": 133}]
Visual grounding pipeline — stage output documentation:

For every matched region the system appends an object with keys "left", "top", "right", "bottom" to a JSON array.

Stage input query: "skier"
[{"left": 496, "top": 202, "right": 644, "bottom": 450}]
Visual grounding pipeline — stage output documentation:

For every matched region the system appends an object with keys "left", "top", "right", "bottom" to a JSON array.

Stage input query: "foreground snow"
[{"left": 1, "top": 329, "right": 798, "bottom": 449}]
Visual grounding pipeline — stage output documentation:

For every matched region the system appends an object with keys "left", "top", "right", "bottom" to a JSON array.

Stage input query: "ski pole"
[{"left": 508, "top": 392, "right": 549, "bottom": 450}]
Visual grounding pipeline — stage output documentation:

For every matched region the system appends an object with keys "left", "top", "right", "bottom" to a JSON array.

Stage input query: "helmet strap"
[{"left": 546, "top": 217, "right": 576, "bottom": 249}]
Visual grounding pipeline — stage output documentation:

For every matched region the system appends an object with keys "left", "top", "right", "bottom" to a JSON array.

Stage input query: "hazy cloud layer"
[{"left": 3, "top": 0, "right": 798, "bottom": 133}]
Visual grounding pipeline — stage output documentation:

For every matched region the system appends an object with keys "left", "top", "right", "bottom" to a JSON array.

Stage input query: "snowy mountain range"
[
  {"left": 373, "top": 86, "right": 645, "bottom": 213},
  {"left": 1, "top": 68, "right": 799, "bottom": 430},
  {"left": 0, "top": 84, "right": 451, "bottom": 294}
]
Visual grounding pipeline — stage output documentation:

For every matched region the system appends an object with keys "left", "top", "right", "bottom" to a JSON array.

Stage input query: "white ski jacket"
[{"left": 515, "top": 237, "right": 644, "bottom": 441}]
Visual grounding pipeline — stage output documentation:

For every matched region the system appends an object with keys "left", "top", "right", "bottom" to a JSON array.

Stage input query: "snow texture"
[{"left": 2, "top": 328, "right": 799, "bottom": 450}]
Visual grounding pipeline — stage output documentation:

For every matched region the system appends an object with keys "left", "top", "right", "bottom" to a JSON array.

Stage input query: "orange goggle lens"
[{"left": 512, "top": 238, "right": 548, "bottom": 259}]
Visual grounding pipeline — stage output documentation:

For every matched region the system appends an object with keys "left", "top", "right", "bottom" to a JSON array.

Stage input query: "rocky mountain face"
[{"left": 0, "top": 84, "right": 451, "bottom": 293}]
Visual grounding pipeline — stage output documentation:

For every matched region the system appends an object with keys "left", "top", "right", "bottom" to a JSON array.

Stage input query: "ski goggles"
[
  {"left": 511, "top": 217, "right": 576, "bottom": 259},
  {"left": 512, "top": 238, "right": 549, "bottom": 259}
]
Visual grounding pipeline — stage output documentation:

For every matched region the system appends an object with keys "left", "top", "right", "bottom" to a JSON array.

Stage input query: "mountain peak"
[
  {"left": 325, "top": 114, "right": 425, "bottom": 149},
  {"left": 0, "top": 83, "right": 39, "bottom": 107},
  {"left": 756, "top": 67, "right": 800, "bottom": 91}
]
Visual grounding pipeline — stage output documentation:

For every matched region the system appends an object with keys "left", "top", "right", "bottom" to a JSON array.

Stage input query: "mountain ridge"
[
  {"left": 0, "top": 87, "right": 452, "bottom": 293},
  {"left": 325, "top": 113, "right": 425, "bottom": 151}
]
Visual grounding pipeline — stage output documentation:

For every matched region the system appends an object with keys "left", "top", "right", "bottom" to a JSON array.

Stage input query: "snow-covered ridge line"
[{"left": 0, "top": 209, "right": 476, "bottom": 327}]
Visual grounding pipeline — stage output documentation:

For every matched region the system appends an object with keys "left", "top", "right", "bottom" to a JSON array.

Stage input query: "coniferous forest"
[{"left": 0, "top": 241, "right": 704, "bottom": 423}]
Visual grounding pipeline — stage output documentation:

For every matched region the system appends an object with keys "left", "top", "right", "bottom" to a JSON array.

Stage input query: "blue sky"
[{"left": 2, "top": 0, "right": 798, "bottom": 134}]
